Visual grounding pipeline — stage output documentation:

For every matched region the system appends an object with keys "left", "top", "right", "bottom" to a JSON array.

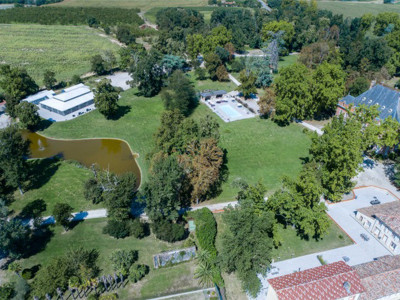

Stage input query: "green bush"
[
  {"left": 110, "top": 250, "right": 138, "bottom": 276},
  {"left": 99, "top": 293, "right": 118, "bottom": 300},
  {"left": 151, "top": 220, "right": 186, "bottom": 243},
  {"left": 129, "top": 219, "right": 146, "bottom": 239},
  {"left": 87, "top": 295, "right": 98, "bottom": 300},
  {"left": 128, "top": 264, "right": 149, "bottom": 283},
  {"left": 103, "top": 219, "right": 130, "bottom": 239},
  {"left": 21, "top": 269, "right": 32, "bottom": 280},
  {"left": 192, "top": 208, "right": 217, "bottom": 257},
  {"left": 0, "top": 283, "right": 14, "bottom": 300}
]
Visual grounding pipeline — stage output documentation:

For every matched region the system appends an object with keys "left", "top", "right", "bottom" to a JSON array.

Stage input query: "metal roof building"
[
  {"left": 40, "top": 84, "right": 94, "bottom": 116},
  {"left": 23, "top": 90, "right": 55, "bottom": 105}
]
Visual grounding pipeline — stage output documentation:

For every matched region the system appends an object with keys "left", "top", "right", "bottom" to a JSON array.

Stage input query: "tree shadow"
[
  {"left": 35, "top": 119, "right": 54, "bottom": 131},
  {"left": 23, "top": 225, "right": 54, "bottom": 258},
  {"left": 109, "top": 105, "right": 131, "bottom": 121},
  {"left": 18, "top": 199, "right": 47, "bottom": 219},
  {"left": 27, "top": 158, "right": 61, "bottom": 190}
]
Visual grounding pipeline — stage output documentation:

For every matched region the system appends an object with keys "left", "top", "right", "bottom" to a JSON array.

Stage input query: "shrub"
[
  {"left": 21, "top": 269, "right": 32, "bottom": 280},
  {"left": 87, "top": 295, "right": 98, "bottom": 300},
  {"left": 129, "top": 219, "right": 146, "bottom": 239},
  {"left": 0, "top": 283, "right": 14, "bottom": 299},
  {"left": 110, "top": 250, "right": 138, "bottom": 276},
  {"left": 192, "top": 208, "right": 217, "bottom": 257},
  {"left": 99, "top": 293, "right": 118, "bottom": 300},
  {"left": 128, "top": 264, "right": 149, "bottom": 283},
  {"left": 151, "top": 220, "right": 186, "bottom": 243},
  {"left": 103, "top": 219, "right": 130, "bottom": 239}
]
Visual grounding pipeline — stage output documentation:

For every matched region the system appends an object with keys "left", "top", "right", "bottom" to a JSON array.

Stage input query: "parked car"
[
  {"left": 370, "top": 199, "right": 381, "bottom": 205},
  {"left": 360, "top": 233, "right": 370, "bottom": 241}
]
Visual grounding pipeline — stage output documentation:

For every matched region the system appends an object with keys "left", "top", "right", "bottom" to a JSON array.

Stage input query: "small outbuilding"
[{"left": 200, "top": 90, "right": 227, "bottom": 101}]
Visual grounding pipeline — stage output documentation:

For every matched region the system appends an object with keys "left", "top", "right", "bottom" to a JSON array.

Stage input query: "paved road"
[
  {"left": 228, "top": 73, "right": 241, "bottom": 86},
  {"left": 41, "top": 201, "right": 238, "bottom": 225},
  {"left": 297, "top": 120, "right": 323, "bottom": 136},
  {"left": 148, "top": 287, "right": 215, "bottom": 300},
  {"left": 253, "top": 186, "right": 396, "bottom": 300},
  {"left": 256, "top": 0, "right": 272, "bottom": 12}
]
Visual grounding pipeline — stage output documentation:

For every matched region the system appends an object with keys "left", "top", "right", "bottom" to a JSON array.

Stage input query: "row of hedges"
[
  {"left": 0, "top": 7, "right": 144, "bottom": 25},
  {"left": 192, "top": 208, "right": 218, "bottom": 258}
]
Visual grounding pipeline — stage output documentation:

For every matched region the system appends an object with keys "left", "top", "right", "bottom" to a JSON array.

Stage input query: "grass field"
[
  {"left": 10, "top": 159, "right": 98, "bottom": 216},
  {"left": 318, "top": 2, "right": 400, "bottom": 18},
  {"left": 0, "top": 24, "right": 120, "bottom": 85},
  {"left": 41, "top": 73, "right": 309, "bottom": 203},
  {"left": 54, "top": 0, "right": 207, "bottom": 10},
  {"left": 19, "top": 218, "right": 201, "bottom": 299}
]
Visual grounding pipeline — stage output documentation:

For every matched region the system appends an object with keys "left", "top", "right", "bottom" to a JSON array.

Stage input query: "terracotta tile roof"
[
  {"left": 268, "top": 261, "right": 364, "bottom": 300},
  {"left": 353, "top": 255, "right": 400, "bottom": 300},
  {"left": 357, "top": 202, "right": 400, "bottom": 236}
]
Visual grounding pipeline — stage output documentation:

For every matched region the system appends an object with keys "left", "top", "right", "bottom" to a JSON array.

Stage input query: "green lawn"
[
  {"left": 215, "top": 213, "right": 352, "bottom": 264},
  {"left": 278, "top": 54, "right": 298, "bottom": 70},
  {"left": 0, "top": 24, "right": 120, "bottom": 85},
  {"left": 271, "top": 221, "right": 353, "bottom": 261},
  {"left": 20, "top": 218, "right": 201, "bottom": 299},
  {"left": 54, "top": 0, "right": 208, "bottom": 10},
  {"left": 318, "top": 2, "right": 400, "bottom": 18},
  {"left": 41, "top": 74, "right": 309, "bottom": 204},
  {"left": 11, "top": 159, "right": 97, "bottom": 216},
  {"left": 190, "top": 104, "right": 310, "bottom": 202}
]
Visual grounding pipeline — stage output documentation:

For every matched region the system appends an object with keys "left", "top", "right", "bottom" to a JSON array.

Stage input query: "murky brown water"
[{"left": 22, "top": 131, "right": 141, "bottom": 186}]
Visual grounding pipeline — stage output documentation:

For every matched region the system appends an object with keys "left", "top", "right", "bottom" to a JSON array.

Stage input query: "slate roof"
[
  {"left": 353, "top": 255, "right": 400, "bottom": 300},
  {"left": 268, "top": 261, "right": 364, "bottom": 300},
  {"left": 341, "top": 84, "right": 400, "bottom": 122},
  {"left": 357, "top": 201, "right": 400, "bottom": 236}
]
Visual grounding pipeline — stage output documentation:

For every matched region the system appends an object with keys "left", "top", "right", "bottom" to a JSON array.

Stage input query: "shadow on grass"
[
  {"left": 27, "top": 158, "right": 61, "bottom": 190},
  {"left": 35, "top": 119, "right": 54, "bottom": 131},
  {"left": 109, "top": 105, "right": 131, "bottom": 121},
  {"left": 24, "top": 225, "right": 54, "bottom": 259},
  {"left": 18, "top": 199, "right": 47, "bottom": 219}
]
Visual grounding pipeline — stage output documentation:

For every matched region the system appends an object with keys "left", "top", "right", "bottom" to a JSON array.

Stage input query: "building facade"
[{"left": 355, "top": 202, "right": 400, "bottom": 255}]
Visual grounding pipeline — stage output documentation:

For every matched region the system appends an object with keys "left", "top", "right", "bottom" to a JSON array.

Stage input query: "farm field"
[
  {"left": 0, "top": 24, "right": 120, "bottom": 85},
  {"left": 318, "top": 2, "right": 400, "bottom": 18},
  {"left": 54, "top": 0, "right": 208, "bottom": 10},
  {"left": 15, "top": 218, "right": 201, "bottom": 299},
  {"left": 144, "top": 6, "right": 246, "bottom": 24}
]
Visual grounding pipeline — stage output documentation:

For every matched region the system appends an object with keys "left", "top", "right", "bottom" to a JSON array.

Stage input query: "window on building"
[
  {"left": 390, "top": 242, "right": 397, "bottom": 250},
  {"left": 367, "top": 221, "right": 371, "bottom": 227}
]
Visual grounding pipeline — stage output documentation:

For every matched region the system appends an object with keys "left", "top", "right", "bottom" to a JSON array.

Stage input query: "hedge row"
[
  {"left": 0, "top": 7, "right": 143, "bottom": 26},
  {"left": 192, "top": 208, "right": 218, "bottom": 257}
]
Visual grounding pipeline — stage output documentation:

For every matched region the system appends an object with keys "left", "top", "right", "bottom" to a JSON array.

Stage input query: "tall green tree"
[
  {"left": 204, "top": 53, "right": 222, "bottom": 81},
  {"left": 274, "top": 63, "right": 313, "bottom": 123},
  {"left": 161, "top": 70, "right": 197, "bottom": 116},
  {"left": 141, "top": 155, "right": 187, "bottom": 222},
  {"left": 129, "top": 50, "right": 164, "bottom": 97},
  {"left": 380, "top": 116, "right": 400, "bottom": 150},
  {"left": 90, "top": 54, "right": 108, "bottom": 75},
  {"left": 312, "top": 62, "right": 346, "bottom": 115},
  {"left": 43, "top": 70, "right": 57, "bottom": 89},
  {"left": 0, "top": 125, "right": 30, "bottom": 193},
  {"left": 310, "top": 115, "right": 364, "bottom": 201},
  {"left": 0, "top": 65, "right": 38, "bottom": 118},
  {"left": 94, "top": 79, "right": 120, "bottom": 119},
  {"left": 220, "top": 199, "right": 274, "bottom": 298},
  {"left": 16, "top": 101, "right": 40, "bottom": 129},
  {"left": 0, "top": 217, "right": 30, "bottom": 259},
  {"left": 53, "top": 202, "right": 73, "bottom": 230},
  {"left": 238, "top": 70, "right": 257, "bottom": 99}
]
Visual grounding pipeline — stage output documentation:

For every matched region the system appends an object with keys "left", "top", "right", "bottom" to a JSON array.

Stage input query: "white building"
[
  {"left": 40, "top": 84, "right": 94, "bottom": 117},
  {"left": 355, "top": 201, "right": 400, "bottom": 255},
  {"left": 23, "top": 90, "right": 55, "bottom": 105}
]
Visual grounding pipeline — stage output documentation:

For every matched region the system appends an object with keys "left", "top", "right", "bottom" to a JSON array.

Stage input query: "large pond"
[{"left": 22, "top": 131, "right": 141, "bottom": 186}]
